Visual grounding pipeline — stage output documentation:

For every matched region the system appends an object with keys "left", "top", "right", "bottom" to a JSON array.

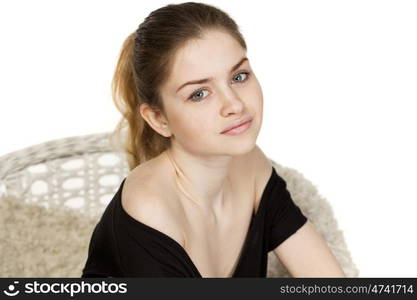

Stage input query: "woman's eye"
[
  {"left": 188, "top": 71, "right": 251, "bottom": 102},
  {"left": 233, "top": 71, "right": 250, "bottom": 83},
  {"left": 189, "top": 89, "right": 209, "bottom": 101}
]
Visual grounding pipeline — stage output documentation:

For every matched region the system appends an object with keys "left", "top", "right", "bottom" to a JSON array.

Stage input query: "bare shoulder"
[
  {"left": 121, "top": 161, "right": 186, "bottom": 247},
  {"left": 241, "top": 145, "right": 273, "bottom": 208}
]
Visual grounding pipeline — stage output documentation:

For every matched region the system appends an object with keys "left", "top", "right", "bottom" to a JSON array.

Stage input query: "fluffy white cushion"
[{"left": 0, "top": 195, "right": 96, "bottom": 277}]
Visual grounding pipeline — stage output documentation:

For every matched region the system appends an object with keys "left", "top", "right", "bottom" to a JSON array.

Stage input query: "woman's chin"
[{"left": 221, "top": 139, "right": 258, "bottom": 156}]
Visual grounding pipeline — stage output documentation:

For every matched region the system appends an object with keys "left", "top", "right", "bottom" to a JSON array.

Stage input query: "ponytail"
[{"left": 109, "top": 32, "right": 170, "bottom": 171}]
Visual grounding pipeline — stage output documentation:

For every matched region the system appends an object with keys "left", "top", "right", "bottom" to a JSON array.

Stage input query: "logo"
[
  {"left": 3, "top": 281, "right": 20, "bottom": 297},
  {"left": 2, "top": 280, "right": 128, "bottom": 297}
]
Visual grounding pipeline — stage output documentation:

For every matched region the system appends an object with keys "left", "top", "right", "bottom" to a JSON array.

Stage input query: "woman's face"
[{"left": 159, "top": 30, "right": 264, "bottom": 157}]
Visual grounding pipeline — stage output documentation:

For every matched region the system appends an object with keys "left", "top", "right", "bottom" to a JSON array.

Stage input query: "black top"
[{"left": 81, "top": 166, "right": 307, "bottom": 277}]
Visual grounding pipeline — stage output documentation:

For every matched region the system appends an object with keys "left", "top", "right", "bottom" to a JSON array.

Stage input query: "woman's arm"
[{"left": 273, "top": 220, "right": 346, "bottom": 277}]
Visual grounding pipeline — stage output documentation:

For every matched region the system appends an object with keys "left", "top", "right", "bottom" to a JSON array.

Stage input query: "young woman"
[{"left": 82, "top": 2, "right": 345, "bottom": 278}]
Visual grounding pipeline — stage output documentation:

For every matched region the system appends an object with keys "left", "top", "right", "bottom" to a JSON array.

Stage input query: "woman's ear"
[{"left": 139, "top": 103, "right": 172, "bottom": 137}]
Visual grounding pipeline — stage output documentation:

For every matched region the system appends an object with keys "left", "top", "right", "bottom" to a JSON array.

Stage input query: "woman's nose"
[{"left": 219, "top": 87, "right": 244, "bottom": 116}]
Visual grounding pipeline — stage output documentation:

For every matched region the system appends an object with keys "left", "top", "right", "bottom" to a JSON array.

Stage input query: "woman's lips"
[{"left": 221, "top": 118, "right": 253, "bottom": 135}]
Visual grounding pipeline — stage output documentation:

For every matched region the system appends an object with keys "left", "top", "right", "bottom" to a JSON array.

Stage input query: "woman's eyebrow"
[{"left": 176, "top": 57, "right": 248, "bottom": 93}]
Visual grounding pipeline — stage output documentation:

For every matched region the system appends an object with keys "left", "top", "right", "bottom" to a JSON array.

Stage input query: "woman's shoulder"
[
  {"left": 244, "top": 145, "right": 274, "bottom": 211},
  {"left": 121, "top": 156, "right": 186, "bottom": 247}
]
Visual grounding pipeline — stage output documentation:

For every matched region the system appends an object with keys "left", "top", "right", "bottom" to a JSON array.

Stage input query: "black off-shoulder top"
[{"left": 81, "top": 166, "right": 307, "bottom": 277}]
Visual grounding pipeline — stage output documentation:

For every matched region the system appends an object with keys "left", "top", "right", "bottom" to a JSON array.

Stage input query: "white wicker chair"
[{"left": 0, "top": 132, "right": 359, "bottom": 277}]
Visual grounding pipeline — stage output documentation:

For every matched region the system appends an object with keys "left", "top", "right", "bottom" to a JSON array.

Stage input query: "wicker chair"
[{"left": 0, "top": 132, "right": 359, "bottom": 277}]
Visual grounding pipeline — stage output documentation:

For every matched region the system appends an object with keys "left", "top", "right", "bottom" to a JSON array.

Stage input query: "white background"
[{"left": 1, "top": 0, "right": 416, "bottom": 277}]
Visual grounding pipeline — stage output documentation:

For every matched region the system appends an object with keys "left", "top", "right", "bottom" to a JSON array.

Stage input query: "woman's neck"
[{"left": 164, "top": 147, "right": 234, "bottom": 213}]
